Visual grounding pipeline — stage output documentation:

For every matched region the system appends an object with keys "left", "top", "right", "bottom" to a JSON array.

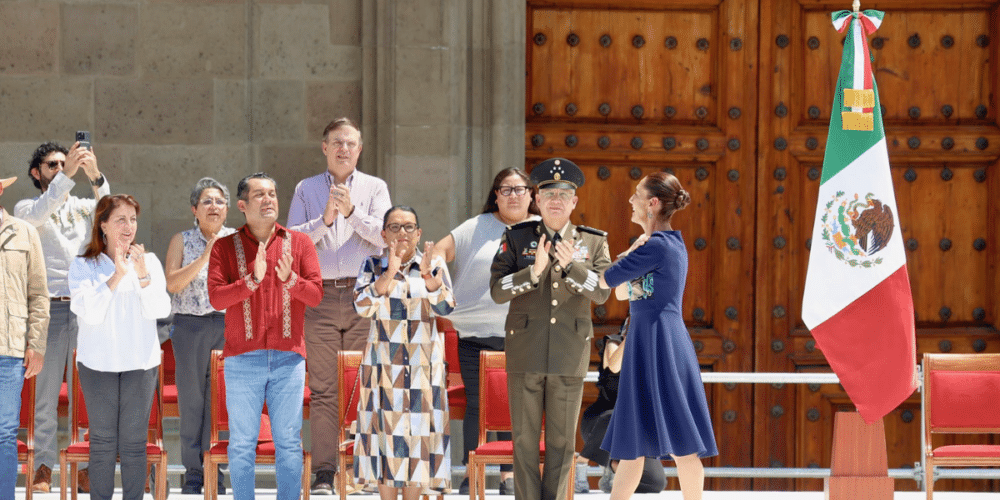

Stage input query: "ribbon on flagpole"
[{"left": 832, "top": 9, "right": 884, "bottom": 131}]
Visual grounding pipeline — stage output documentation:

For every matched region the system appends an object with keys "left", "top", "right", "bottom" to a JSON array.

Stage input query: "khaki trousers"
[
  {"left": 507, "top": 372, "right": 584, "bottom": 500},
  {"left": 305, "top": 283, "right": 370, "bottom": 473}
]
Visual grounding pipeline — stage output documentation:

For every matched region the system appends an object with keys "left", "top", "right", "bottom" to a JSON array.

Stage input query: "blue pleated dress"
[{"left": 600, "top": 231, "right": 718, "bottom": 461}]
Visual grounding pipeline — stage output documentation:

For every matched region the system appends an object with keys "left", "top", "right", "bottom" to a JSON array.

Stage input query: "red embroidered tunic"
[{"left": 207, "top": 224, "right": 323, "bottom": 359}]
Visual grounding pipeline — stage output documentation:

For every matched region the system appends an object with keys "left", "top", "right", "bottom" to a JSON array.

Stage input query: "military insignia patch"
[
  {"left": 820, "top": 191, "right": 894, "bottom": 268},
  {"left": 572, "top": 243, "right": 589, "bottom": 261}
]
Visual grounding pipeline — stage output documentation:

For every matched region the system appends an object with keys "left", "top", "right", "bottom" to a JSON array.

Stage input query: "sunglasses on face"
[{"left": 43, "top": 160, "right": 65, "bottom": 170}]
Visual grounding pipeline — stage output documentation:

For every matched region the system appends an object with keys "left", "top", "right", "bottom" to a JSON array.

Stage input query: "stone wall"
[{"left": 0, "top": 0, "right": 524, "bottom": 258}]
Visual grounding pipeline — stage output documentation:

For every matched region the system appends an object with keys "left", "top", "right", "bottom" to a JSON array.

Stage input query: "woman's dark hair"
[
  {"left": 28, "top": 142, "right": 69, "bottom": 190},
  {"left": 644, "top": 172, "right": 691, "bottom": 221},
  {"left": 382, "top": 205, "right": 420, "bottom": 229},
  {"left": 81, "top": 194, "right": 141, "bottom": 259},
  {"left": 480, "top": 167, "right": 540, "bottom": 215}
]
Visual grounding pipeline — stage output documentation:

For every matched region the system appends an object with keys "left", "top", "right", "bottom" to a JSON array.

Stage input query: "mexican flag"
[{"left": 801, "top": 9, "right": 917, "bottom": 424}]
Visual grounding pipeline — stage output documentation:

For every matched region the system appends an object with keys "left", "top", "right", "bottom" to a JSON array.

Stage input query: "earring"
[{"left": 647, "top": 210, "right": 653, "bottom": 219}]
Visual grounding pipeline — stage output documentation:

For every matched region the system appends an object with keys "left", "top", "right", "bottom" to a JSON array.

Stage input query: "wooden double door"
[{"left": 525, "top": 0, "right": 1000, "bottom": 492}]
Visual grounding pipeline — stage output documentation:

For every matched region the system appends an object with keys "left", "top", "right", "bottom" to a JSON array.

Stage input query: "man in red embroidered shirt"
[{"left": 208, "top": 172, "right": 323, "bottom": 500}]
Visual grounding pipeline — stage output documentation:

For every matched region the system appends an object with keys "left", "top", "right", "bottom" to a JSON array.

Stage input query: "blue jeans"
[
  {"left": 225, "top": 350, "right": 305, "bottom": 500},
  {"left": 0, "top": 356, "right": 26, "bottom": 500}
]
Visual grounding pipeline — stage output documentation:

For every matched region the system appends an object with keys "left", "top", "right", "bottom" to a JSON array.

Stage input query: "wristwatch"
[{"left": 91, "top": 174, "right": 105, "bottom": 187}]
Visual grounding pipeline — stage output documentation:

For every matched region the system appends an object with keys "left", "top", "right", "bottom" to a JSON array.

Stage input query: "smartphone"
[{"left": 75, "top": 131, "right": 91, "bottom": 150}]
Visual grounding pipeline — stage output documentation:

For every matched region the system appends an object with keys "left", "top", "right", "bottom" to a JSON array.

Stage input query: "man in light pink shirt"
[{"left": 287, "top": 118, "right": 392, "bottom": 495}]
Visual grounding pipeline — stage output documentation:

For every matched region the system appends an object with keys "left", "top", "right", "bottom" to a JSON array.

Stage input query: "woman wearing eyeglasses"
[
  {"left": 353, "top": 206, "right": 455, "bottom": 500},
  {"left": 430, "top": 167, "right": 538, "bottom": 494},
  {"left": 163, "top": 177, "right": 236, "bottom": 494}
]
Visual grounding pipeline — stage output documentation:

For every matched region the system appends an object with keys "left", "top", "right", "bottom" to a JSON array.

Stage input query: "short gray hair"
[{"left": 189, "top": 177, "right": 230, "bottom": 207}]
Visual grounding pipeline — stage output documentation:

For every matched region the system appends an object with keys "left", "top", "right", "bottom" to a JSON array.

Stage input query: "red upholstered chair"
[
  {"left": 437, "top": 317, "right": 466, "bottom": 420},
  {"left": 922, "top": 352, "right": 1000, "bottom": 499},
  {"left": 466, "top": 351, "right": 573, "bottom": 500},
  {"left": 59, "top": 353, "right": 168, "bottom": 500},
  {"left": 336, "top": 351, "right": 363, "bottom": 500},
  {"left": 203, "top": 350, "right": 311, "bottom": 500},
  {"left": 160, "top": 339, "right": 179, "bottom": 417},
  {"left": 17, "top": 377, "right": 36, "bottom": 500}
]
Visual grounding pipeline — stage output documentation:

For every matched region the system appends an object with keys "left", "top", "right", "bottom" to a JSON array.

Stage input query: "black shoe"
[
  {"left": 181, "top": 477, "right": 203, "bottom": 495},
  {"left": 311, "top": 470, "right": 335, "bottom": 495},
  {"left": 499, "top": 477, "right": 514, "bottom": 495},
  {"left": 458, "top": 477, "right": 469, "bottom": 495}
]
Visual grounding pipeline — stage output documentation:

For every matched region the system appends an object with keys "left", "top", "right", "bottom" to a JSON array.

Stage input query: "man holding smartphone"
[
  {"left": 286, "top": 118, "right": 392, "bottom": 495},
  {"left": 15, "top": 139, "right": 108, "bottom": 494}
]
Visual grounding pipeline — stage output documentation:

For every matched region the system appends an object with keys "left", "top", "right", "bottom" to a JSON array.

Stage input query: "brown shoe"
[
  {"left": 77, "top": 468, "right": 90, "bottom": 493},
  {"left": 31, "top": 464, "right": 52, "bottom": 493}
]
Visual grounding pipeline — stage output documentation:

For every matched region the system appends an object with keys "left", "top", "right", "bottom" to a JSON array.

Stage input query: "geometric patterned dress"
[{"left": 352, "top": 250, "right": 454, "bottom": 492}]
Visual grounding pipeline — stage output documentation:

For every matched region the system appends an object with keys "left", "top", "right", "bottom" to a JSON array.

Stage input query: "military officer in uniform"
[{"left": 490, "top": 158, "right": 611, "bottom": 500}]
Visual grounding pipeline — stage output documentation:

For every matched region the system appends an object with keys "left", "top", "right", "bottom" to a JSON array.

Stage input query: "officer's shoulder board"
[
  {"left": 508, "top": 220, "right": 541, "bottom": 232},
  {"left": 576, "top": 225, "right": 607, "bottom": 237}
]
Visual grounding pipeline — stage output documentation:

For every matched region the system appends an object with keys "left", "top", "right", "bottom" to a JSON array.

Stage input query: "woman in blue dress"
[{"left": 598, "top": 172, "right": 717, "bottom": 500}]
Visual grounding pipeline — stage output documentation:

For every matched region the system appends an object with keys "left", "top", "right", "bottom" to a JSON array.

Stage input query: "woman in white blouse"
[{"left": 68, "top": 194, "right": 171, "bottom": 500}]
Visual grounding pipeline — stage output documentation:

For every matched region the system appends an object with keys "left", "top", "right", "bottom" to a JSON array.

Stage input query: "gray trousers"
[
  {"left": 33, "top": 301, "right": 79, "bottom": 469},
  {"left": 171, "top": 312, "right": 226, "bottom": 479},
  {"left": 508, "top": 372, "right": 584, "bottom": 500},
  {"left": 77, "top": 363, "right": 157, "bottom": 500}
]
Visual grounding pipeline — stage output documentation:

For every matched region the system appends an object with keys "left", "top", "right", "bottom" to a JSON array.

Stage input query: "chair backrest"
[
  {"left": 19, "top": 376, "right": 35, "bottom": 433},
  {"left": 924, "top": 353, "right": 1000, "bottom": 440},
  {"left": 337, "top": 351, "right": 363, "bottom": 445},
  {"left": 209, "top": 350, "right": 227, "bottom": 441},
  {"left": 438, "top": 317, "right": 461, "bottom": 376},
  {"left": 161, "top": 339, "right": 177, "bottom": 386},
  {"left": 478, "top": 351, "right": 511, "bottom": 444},
  {"left": 69, "top": 351, "right": 165, "bottom": 445}
]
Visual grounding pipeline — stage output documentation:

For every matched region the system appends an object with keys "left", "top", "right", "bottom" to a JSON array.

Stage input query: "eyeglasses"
[
  {"left": 386, "top": 223, "right": 419, "bottom": 233},
  {"left": 538, "top": 190, "right": 574, "bottom": 202},
  {"left": 497, "top": 186, "right": 529, "bottom": 197},
  {"left": 199, "top": 198, "right": 228, "bottom": 207},
  {"left": 43, "top": 160, "right": 65, "bottom": 170}
]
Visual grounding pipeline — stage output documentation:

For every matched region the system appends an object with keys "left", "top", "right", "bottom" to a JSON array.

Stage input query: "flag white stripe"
[
  {"left": 801, "top": 137, "right": 906, "bottom": 328},
  {"left": 851, "top": 20, "right": 865, "bottom": 112}
]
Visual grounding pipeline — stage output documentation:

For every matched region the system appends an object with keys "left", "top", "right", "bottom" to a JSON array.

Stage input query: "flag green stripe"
[{"left": 820, "top": 22, "right": 886, "bottom": 185}]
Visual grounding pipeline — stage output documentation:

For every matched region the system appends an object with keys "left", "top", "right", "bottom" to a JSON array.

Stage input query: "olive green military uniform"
[{"left": 490, "top": 220, "right": 611, "bottom": 500}]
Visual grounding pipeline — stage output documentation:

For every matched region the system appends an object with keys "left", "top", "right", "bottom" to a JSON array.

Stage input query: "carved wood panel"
[
  {"left": 759, "top": 0, "right": 1000, "bottom": 492},
  {"left": 527, "top": 0, "right": 758, "bottom": 490}
]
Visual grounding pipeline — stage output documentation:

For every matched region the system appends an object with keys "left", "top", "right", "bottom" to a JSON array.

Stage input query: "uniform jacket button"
[
  {"left": 553, "top": 282, "right": 559, "bottom": 288},
  {"left": 550, "top": 317, "right": 557, "bottom": 324},
  {"left": 551, "top": 300, "right": 558, "bottom": 306},
  {"left": 554, "top": 265, "right": 561, "bottom": 272}
]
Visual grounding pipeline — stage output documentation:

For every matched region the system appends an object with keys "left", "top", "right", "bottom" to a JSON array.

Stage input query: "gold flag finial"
[{"left": 853, "top": 0, "right": 860, "bottom": 13}]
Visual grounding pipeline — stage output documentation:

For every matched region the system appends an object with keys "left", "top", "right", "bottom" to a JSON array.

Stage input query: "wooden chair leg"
[
  {"left": 70, "top": 460, "right": 79, "bottom": 500},
  {"left": 925, "top": 458, "right": 934, "bottom": 500},
  {"left": 467, "top": 453, "right": 476, "bottom": 500},
  {"left": 58, "top": 453, "right": 66, "bottom": 500},
  {"left": 157, "top": 454, "right": 168, "bottom": 500},
  {"left": 203, "top": 451, "right": 215, "bottom": 500},
  {"left": 303, "top": 452, "right": 312, "bottom": 500},
  {"left": 25, "top": 454, "right": 33, "bottom": 500}
]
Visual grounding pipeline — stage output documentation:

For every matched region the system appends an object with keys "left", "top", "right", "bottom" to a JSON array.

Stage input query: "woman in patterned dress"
[{"left": 353, "top": 206, "right": 455, "bottom": 500}]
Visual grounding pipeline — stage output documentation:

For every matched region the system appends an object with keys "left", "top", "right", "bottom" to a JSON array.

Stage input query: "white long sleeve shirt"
[
  {"left": 14, "top": 172, "right": 111, "bottom": 297},
  {"left": 69, "top": 252, "right": 171, "bottom": 372}
]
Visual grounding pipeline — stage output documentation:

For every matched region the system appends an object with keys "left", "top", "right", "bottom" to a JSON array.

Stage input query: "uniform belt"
[
  {"left": 51, "top": 296, "right": 71, "bottom": 302},
  {"left": 324, "top": 277, "right": 356, "bottom": 288}
]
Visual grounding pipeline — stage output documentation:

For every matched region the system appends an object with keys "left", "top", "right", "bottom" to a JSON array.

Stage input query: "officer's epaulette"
[
  {"left": 576, "top": 225, "right": 607, "bottom": 236},
  {"left": 507, "top": 220, "right": 540, "bottom": 231}
]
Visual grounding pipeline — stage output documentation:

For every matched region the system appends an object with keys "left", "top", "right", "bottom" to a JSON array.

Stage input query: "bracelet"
[{"left": 138, "top": 275, "right": 151, "bottom": 283}]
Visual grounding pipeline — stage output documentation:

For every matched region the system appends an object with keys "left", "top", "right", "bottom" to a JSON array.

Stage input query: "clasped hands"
[
  {"left": 384, "top": 240, "right": 443, "bottom": 292},
  {"left": 531, "top": 233, "right": 576, "bottom": 277},
  {"left": 323, "top": 184, "right": 353, "bottom": 226}
]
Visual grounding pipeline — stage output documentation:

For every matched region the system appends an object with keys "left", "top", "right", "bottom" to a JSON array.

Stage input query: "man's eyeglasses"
[
  {"left": 538, "top": 190, "right": 573, "bottom": 202},
  {"left": 199, "top": 198, "right": 228, "bottom": 207},
  {"left": 42, "top": 160, "right": 65, "bottom": 170},
  {"left": 386, "top": 223, "right": 419, "bottom": 233},
  {"left": 497, "top": 186, "right": 529, "bottom": 197},
  {"left": 329, "top": 140, "right": 360, "bottom": 151}
]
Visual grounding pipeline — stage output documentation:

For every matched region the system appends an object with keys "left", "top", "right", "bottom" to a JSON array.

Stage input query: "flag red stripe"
[{"left": 809, "top": 265, "right": 918, "bottom": 423}]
